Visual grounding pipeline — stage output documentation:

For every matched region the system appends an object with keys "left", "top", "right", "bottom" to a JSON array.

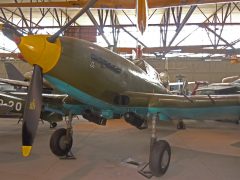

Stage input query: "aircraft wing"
[
  {"left": 122, "top": 91, "right": 240, "bottom": 120},
  {"left": 8, "top": 92, "right": 72, "bottom": 104},
  {"left": 196, "top": 84, "right": 240, "bottom": 95},
  {"left": 123, "top": 91, "right": 240, "bottom": 107},
  {"left": 0, "top": 91, "right": 82, "bottom": 118},
  {"left": 0, "top": 78, "right": 83, "bottom": 108},
  {"left": 0, "top": 77, "right": 54, "bottom": 90},
  {"left": 197, "top": 85, "right": 236, "bottom": 91},
  {"left": 0, "top": 78, "right": 29, "bottom": 87}
]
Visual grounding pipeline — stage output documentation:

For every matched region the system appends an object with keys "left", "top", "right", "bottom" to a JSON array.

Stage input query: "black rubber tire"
[
  {"left": 149, "top": 140, "right": 171, "bottom": 177},
  {"left": 50, "top": 128, "right": 73, "bottom": 156},
  {"left": 50, "top": 122, "right": 57, "bottom": 128}
]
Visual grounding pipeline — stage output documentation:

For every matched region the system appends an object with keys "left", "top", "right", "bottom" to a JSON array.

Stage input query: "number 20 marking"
[{"left": 0, "top": 98, "right": 22, "bottom": 112}]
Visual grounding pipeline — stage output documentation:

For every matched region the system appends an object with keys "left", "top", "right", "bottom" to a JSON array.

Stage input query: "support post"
[
  {"left": 66, "top": 111, "right": 73, "bottom": 138},
  {"left": 150, "top": 113, "right": 158, "bottom": 151}
]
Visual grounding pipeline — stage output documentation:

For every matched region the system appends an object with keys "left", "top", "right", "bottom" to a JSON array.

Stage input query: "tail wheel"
[
  {"left": 149, "top": 140, "right": 171, "bottom": 177},
  {"left": 50, "top": 128, "right": 73, "bottom": 156}
]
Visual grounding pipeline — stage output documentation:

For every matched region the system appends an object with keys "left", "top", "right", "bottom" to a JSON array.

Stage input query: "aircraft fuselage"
[{"left": 45, "top": 37, "right": 168, "bottom": 111}]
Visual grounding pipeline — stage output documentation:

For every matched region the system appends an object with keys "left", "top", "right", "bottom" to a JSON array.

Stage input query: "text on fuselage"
[{"left": 90, "top": 54, "right": 122, "bottom": 74}]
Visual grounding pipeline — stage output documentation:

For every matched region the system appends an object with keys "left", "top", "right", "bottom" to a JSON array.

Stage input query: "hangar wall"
[
  {"left": 147, "top": 58, "right": 240, "bottom": 83},
  {"left": 0, "top": 59, "right": 239, "bottom": 83}
]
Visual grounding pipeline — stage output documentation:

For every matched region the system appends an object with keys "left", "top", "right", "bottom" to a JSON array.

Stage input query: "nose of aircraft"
[{"left": 17, "top": 35, "right": 62, "bottom": 73}]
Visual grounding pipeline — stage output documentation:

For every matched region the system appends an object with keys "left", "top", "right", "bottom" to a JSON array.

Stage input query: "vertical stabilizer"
[{"left": 4, "top": 62, "right": 25, "bottom": 81}]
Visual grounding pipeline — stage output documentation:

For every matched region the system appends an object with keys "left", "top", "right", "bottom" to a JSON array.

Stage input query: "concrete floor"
[{"left": 0, "top": 118, "right": 240, "bottom": 180}]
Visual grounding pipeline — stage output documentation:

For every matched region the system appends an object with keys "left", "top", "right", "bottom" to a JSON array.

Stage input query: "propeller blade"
[
  {"left": 22, "top": 65, "right": 43, "bottom": 157},
  {"left": 0, "top": 23, "right": 22, "bottom": 44},
  {"left": 48, "top": 0, "right": 98, "bottom": 43}
]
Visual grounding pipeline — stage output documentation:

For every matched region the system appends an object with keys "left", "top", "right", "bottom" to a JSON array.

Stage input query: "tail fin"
[{"left": 4, "top": 62, "right": 25, "bottom": 81}]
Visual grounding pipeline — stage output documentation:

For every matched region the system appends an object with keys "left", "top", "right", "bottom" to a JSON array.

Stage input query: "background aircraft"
[
  {"left": 0, "top": 89, "right": 70, "bottom": 128},
  {"left": 0, "top": 0, "right": 240, "bottom": 177},
  {"left": 0, "top": 63, "right": 68, "bottom": 127},
  {"left": 195, "top": 77, "right": 240, "bottom": 95}
]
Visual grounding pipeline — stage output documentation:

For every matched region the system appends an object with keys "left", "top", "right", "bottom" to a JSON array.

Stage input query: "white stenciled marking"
[
  {"left": 8, "top": 100, "right": 14, "bottom": 107},
  {"left": 15, "top": 102, "right": 22, "bottom": 112},
  {"left": 0, "top": 98, "right": 22, "bottom": 112}
]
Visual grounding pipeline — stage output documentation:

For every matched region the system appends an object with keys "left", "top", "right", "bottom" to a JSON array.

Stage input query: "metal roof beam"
[{"left": 0, "top": 0, "right": 237, "bottom": 9}]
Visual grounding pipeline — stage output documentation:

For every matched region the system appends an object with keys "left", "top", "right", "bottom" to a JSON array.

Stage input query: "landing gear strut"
[
  {"left": 50, "top": 112, "right": 75, "bottom": 159},
  {"left": 139, "top": 113, "right": 171, "bottom": 178}
]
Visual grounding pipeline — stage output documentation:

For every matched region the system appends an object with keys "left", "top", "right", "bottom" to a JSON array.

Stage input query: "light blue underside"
[
  {"left": 44, "top": 75, "right": 148, "bottom": 117},
  {"left": 44, "top": 75, "right": 240, "bottom": 120}
]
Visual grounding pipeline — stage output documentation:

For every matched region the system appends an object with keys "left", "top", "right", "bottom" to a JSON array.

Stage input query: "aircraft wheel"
[
  {"left": 50, "top": 128, "right": 73, "bottom": 156},
  {"left": 50, "top": 122, "right": 57, "bottom": 128},
  {"left": 177, "top": 121, "right": 186, "bottom": 129},
  {"left": 149, "top": 140, "right": 171, "bottom": 177}
]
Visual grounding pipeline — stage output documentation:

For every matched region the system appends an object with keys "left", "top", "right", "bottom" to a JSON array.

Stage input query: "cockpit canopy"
[{"left": 133, "top": 59, "right": 168, "bottom": 86}]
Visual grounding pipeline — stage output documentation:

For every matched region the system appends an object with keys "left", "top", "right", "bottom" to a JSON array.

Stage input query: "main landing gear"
[
  {"left": 139, "top": 113, "right": 171, "bottom": 177},
  {"left": 50, "top": 112, "right": 75, "bottom": 159}
]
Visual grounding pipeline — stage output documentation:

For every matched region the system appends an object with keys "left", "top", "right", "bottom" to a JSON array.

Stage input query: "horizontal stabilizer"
[
  {"left": 0, "top": 78, "right": 29, "bottom": 87},
  {"left": 122, "top": 91, "right": 240, "bottom": 108}
]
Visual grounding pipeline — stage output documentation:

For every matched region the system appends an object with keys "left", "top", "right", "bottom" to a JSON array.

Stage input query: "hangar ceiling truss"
[{"left": 0, "top": 1, "right": 240, "bottom": 59}]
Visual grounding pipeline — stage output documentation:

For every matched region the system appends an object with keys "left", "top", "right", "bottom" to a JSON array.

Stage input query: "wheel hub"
[
  {"left": 59, "top": 136, "right": 68, "bottom": 150},
  {"left": 161, "top": 150, "right": 169, "bottom": 169}
]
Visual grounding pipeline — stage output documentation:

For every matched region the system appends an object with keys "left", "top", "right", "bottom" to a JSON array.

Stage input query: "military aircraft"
[
  {"left": 195, "top": 78, "right": 240, "bottom": 95},
  {"left": 0, "top": 0, "right": 240, "bottom": 177}
]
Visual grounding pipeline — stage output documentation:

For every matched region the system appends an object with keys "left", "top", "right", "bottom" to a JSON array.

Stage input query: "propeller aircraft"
[
  {"left": 0, "top": 0, "right": 240, "bottom": 177},
  {"left": 195, "top": 79, "right": 240, "bottom": 95}
]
